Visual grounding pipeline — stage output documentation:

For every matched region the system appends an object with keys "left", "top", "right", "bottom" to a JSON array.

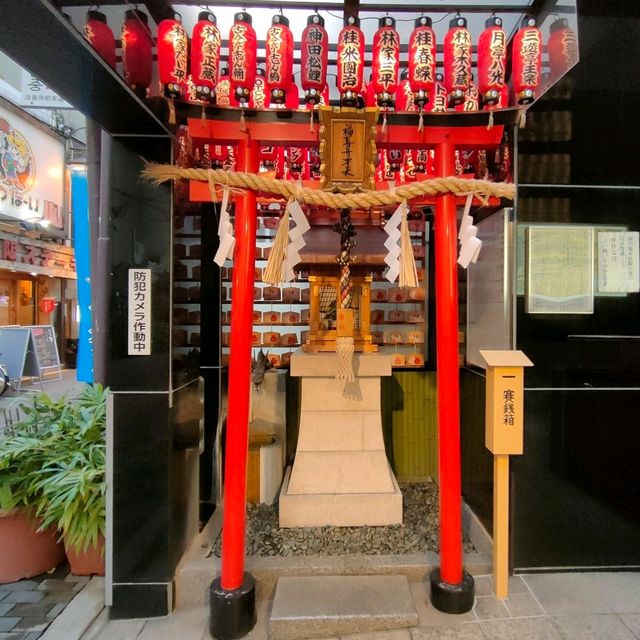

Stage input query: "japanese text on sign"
[{"left": 128, "top": 269, "right": 151, "bottom": 355}]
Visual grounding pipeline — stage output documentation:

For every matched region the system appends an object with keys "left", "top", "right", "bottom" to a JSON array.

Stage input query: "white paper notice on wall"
[
  {"left": 598, "top": 231, "right": 640, "bottom": 293},
  {"left": 128, "top": 269, "right": 152, "bottom": 356}
]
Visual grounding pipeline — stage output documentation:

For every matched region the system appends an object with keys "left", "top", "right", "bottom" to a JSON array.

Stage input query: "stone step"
[{"left": 269, "top": 575, "right": 419, "bottom": 640}]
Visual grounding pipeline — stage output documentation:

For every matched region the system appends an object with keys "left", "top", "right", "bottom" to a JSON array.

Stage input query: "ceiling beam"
[
  {"left": 143, "top": 0, "right": 176, "bottom": 25},
  {"left": 343, "top": 0, "right": 359, "bottom": 22},
  {"left": 0, "top": 0, "right": 169, "bottom": 137}
]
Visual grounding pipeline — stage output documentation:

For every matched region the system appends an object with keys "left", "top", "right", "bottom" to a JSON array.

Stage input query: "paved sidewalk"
[{"left": 85, "top": 571, "right": 640, "bottom": 640}]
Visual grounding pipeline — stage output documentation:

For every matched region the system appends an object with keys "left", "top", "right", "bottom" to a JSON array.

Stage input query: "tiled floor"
[
  {"left": 0, "top": 564, "right": 89, "bottom": 639},
  {"left": 87, "top": 572, "right": 640, "bottom": 640}
]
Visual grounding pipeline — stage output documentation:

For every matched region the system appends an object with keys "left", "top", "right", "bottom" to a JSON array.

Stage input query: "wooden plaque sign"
[{"left": 319, "top": 106, "right": 378, "bottom": 193}]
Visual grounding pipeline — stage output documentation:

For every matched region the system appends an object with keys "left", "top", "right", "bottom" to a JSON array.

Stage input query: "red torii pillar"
[
  {"left": 189, "top": 114, "right": 504, "bottom": 629},
  {"left": 209, "top": 135, "right": 260, "bottom": 640}
]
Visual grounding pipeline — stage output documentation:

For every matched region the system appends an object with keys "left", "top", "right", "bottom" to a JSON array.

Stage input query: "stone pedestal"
[{"left": 279, "top": 352, "right": 402, "bottom": 527}]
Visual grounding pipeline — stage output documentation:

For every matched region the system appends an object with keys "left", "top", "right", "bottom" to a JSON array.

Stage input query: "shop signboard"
[
  {"left": 0, "top": 229, "right": 75, "bottom": 279},
  {"left": 19, "top": 72, "right": 72, "bottom": 110},
  {"left": 0, "top": 103, "right": 65, "bottom": 229}
]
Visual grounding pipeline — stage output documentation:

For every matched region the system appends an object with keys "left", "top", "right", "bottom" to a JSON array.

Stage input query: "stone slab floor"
[{"left": 84, "top": 572, "right": 640, "bottom": 640}]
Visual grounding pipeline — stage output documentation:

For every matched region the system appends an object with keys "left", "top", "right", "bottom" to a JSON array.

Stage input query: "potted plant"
[
  {"left": 31, "top": 384, "right": 107, "bottom": 576},
  {"left": 0, "top": 395, "right": 68, "bottom": 583}
]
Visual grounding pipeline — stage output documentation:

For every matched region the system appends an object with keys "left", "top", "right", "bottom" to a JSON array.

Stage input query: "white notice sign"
[
  {"left": 128, "top": 269, "right": 151, "bottom": 355},
  {"left": 20, "top": 72, "right": 72, "bottom": 109},
  {"left": 597, "top": 232, "right": 640, "bottom": 293}
]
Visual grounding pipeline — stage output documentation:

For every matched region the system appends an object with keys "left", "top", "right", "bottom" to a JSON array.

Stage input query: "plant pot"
[
  {"left": 0, "top": 509, "right": 65, "bottom": 584},
  {"left": 65, "top": 535, "right": 105, "bottom": 576}
]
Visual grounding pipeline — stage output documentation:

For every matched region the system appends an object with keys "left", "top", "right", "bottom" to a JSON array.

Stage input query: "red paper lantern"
[
  {"left": 157, "top": 15, "right": 188, "bottom": 99},
  {"left": 251, "top": 67, "right": 269, "bottom": 109},
  {"left": 320, "top": 86, "right": 330, "bottom": 106},
  {"left": 337, "top": 17, "right": 365, "bottom": 107},
  {"left": 477, "top": 15, "right": 507, "bottom": 106},
  {"left": 287, "top": 147, "right": 309, "bottom": 180},
  {"left": 285, "top": 78, "right": 300, "bottom": 109},
  {"left": 512, "top": 16, "right": 542, "bottom": 104},
  {"left": 548, "top": 18, "right": 578, "bottom": 78},
  {"left": 444, "top": 15, "right": 472, "bottom": 107},
  {"left": 39, "top": 298, "right": 56, "bottom": 315},
  {"left": 365, "top": 76, "right": 377, "bottom": 107},
  {"left": 396, "top": 70, "right": 416, "bottom": 112},
  {"left": 301, "top": 14, "right": 328, "bottom": 105},
  {"left": 84, "top": 11, "right": 116, "bottom": 70},
  {"left": 228, "top": 12, "right": 257, "bottom": 104},
  {"left": 372, "top": 17, "right": 400, "bottom": 108},
  {"left": 216, "top": 68, "right": 238, "bottom": 107},
  {"left": 121, "top": 9, "right": 153, "bottom": 98},
  {"left": 191, "top": 11, "right": 221, "bottom": 103},
  {"left": 308, "top": 146, "right": 321, "bottom": 179},
  {"left": 266, "top": 14, "right": 294, "bottom": 104},
  {"left": 456, "top": 79, "right": 479, "bottom": 112},
  {"left": 426, "top": 72, "right": 448, "bottom": 113},
  {"left": 408, "top": 16, "right": 436, "bottom": 108}
]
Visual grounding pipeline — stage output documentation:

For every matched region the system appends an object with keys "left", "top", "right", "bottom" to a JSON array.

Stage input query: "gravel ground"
[{"left": 214, "top": 481, "right": 476, "bottom": 556}]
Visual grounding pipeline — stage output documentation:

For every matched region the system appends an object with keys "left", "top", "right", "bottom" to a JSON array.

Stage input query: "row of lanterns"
[{"left": 84, "top": 9, "right": 577, "bottom": 111}]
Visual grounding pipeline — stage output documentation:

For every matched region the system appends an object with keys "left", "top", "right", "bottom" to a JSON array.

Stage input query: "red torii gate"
[{"left": 193, "top": 108, "right": 508, "bottom": 639}]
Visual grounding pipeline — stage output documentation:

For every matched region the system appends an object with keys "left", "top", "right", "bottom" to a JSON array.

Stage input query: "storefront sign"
[
  {"left": 128, "top": 269, "right": 151, "bottom": 355},
  {"left": 0, "top": 104, "right": 65, "bottom": 228},
  {"left": 19, "top": 72, "right": 72, "bottom": 109},
  {"left": 0, "top": 229, "right": 75, "bottom": 279},
  {"left": 318, "top": 107, "right": 377, "bottom": 193}
]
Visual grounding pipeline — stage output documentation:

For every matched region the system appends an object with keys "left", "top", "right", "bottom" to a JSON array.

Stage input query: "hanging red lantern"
[
  {"left": 337, "top": 16, "right": 365, "bottom": 107},
  {"left": 408, "top": 16, "right": 436, "bottom": 108},
  {"left": 309, "top": 146, "right": 321, "bottom": 180},
  {"left": 426, "top": 72, "right": 448, "bottom": 113},
  {"left": 191, "top": 11, "right": 221, "bottom": 103},
  {"left": 548, "top": 18, "right": 578, "bottom": 78},
  {"left": 443, "top": 15, "right": 472, "bottom": 107},
  {"left": 512, "top": 16, "right": 542, "bottom": 104},
  {"left": 371, "top": 17, "right": 400, "bottom": 108},
  {"left": 301, "top": 14, "right": 328, "bottom": 105},
  {"left": 365, "top": 75, "right": 377, "bottom": 108},
  {"left": 456, "top": 78, "right": 479, "bottom": 112},
  {"left": 285, "top": 78, "right": 300, "bottom": 110},
  {"left": 403, "top": 151, "right": 416, "bottom": 182},
  {"left": 157, "top": 14, "right": 188, "bottom": 99},
  {"left": 266, "top": 14, "right": 294, "bottom": 105},
  {"left": 287, "top": 147, "right": 309, "bottom": 180},
  {"left": 396, "top": 70, "right": 416, "bottom": 112},
  {"left": 477, "top": 15, "right": 506, "bottom": 106},
  {"left": 121, "top": 9, "right": 153, "bottom": 98},
  {"left": 320, "top": 85, "right": 330, "bottom": 106},
  {"left": 228, "top": 12, "right": 257, "bottom": 105},
  {"left": 84, "top": 11, "right": 116, "bottom": 70},
  {"left": 251, "top": 67, "right": 269, "bottom": 109},
  {"left": 216, "top": 68, "right": 238, "bottom": 107}
]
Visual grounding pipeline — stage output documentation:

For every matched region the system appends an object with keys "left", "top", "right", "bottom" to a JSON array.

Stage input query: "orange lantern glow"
[
  {"left": 157, "top": 14, "right": 188, "bottom": 99},
  {"left": 443, "top": 15, "right": 472, "bottom": 107},
  {"left": 548, "top": 18, "right": 578, "bottom": 78},
  {"left": 228, "top": 12, "right": 257, "bottom": 105},
  {"left": 408, "top": 16, "right": 436, "bottom": 108},
  {"left": 266, "top": 14, "right": 294, "bottom": 105},
  {"left": 512, "top": 16, "right": 542, "bottom": 104},
  {"left": 371, "top": 17, "right": 400, "bottom": 108},
  {"left": 84, "top": 10, "right": 116, "bottom": 70},
  {"left": 121, "top": 9, "right": 153, "bottom": 98},
  {"left": 337, "top": 16, "right": 365, "bottom": 107},
  {"left": 191, "top": 11, "right": 221, "bottom": 103},
  {"left": 477, "top": 15, "right": 506, "bottom": 106}
]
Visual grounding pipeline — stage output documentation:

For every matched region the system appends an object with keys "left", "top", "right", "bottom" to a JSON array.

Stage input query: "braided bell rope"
[{"left": 141, "top": 164, "right": 515, "bottom": 208}]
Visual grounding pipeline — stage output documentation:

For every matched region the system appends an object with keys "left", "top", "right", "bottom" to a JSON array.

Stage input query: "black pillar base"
[
  {"left": 209, "top": 572, "right": 257, "bottom": 640},
  {"left": 429, "top": 568, "right": 475, "bottom": 614}
]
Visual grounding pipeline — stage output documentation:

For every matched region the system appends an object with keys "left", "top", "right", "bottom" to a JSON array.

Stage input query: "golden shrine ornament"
[{"left": 318, "top": 106, "right": 378, "bottom": 194}]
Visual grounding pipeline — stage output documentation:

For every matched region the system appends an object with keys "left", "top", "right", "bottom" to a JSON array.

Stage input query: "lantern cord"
[
  {"left": 201, "top": 103, "right": 206, "bottom": 121},
  {"left": 518, "top": 109, "right": 527, "bottom": 129},
  {"left": 142, "top": 164, "right": 516, "bottom": 207},
  {"left": 418, "top": 108, "right": 424, "bottom": 133},
  {"left": 240, "top": 109, "right": 247, "bottom": 133},
  {"left": 168, "top": 98, "right": 176, "bottom": 125},
  {"left": 382, "top": 112, "right": 387, "bottom": 134},
  {"left": 309, "top": 108, "right": 315, "bottom": 133},
  {"left": 487, "top": 109, "right": 494, "bottom": 130}
]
